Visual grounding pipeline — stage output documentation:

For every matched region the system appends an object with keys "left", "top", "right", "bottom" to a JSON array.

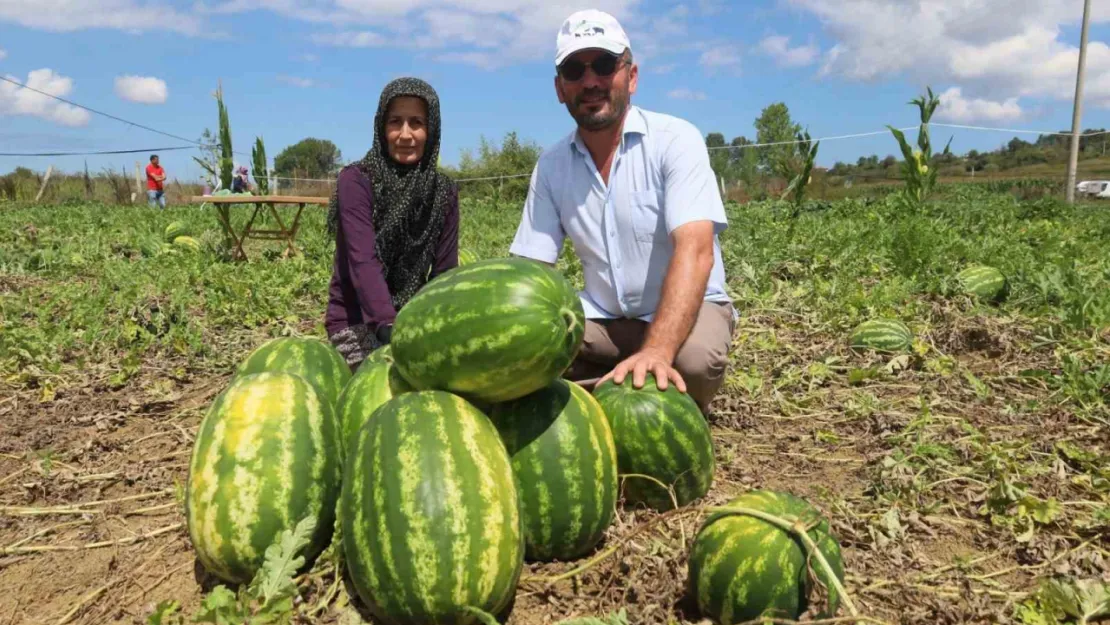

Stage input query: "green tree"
[
  {"left": 705, "top": 132, "right": 730, "bottom": 181},
  {"left": 728, "top": 136, "right": 761, "bottom": 191},
  {"left": 273, "top": 138, "right": 343, "bottom": 180},
  {"left": 446, "top": 131, "right": 542, "bottom": 202},
  {"left": 753, "top": 102, "right": 802, "bottom": 178}
]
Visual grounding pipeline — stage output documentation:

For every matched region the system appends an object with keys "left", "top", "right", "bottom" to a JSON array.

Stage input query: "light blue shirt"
[{"left": 509, "top": 105, "right": 732, "bottom": 322}]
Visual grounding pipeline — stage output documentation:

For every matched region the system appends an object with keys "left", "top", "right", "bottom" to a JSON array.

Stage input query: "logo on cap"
[{"left": 573, "top": 23, "right": 607, "bottom": 38}]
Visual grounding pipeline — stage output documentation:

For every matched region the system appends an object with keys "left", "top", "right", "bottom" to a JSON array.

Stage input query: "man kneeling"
[{"left": 509, "top": 9, "right": 736, "bottom": 413}]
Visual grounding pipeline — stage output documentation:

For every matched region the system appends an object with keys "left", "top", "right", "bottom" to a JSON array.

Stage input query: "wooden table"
[{"left": 190, "top": 195, "right": 328, "bottom": 261}]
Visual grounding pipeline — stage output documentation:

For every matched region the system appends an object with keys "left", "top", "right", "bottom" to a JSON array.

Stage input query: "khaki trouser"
[{"left": 563, "top": 301, "right": 736, "bottom": 412}]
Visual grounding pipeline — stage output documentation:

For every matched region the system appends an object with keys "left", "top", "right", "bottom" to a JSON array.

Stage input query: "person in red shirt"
[{"left": 145, "top": 154, "right": 166, "bottom": 209}]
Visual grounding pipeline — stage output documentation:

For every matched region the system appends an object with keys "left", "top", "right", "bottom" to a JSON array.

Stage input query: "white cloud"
[
  {"left": 935, "top": 87, "right": 1024, "bottom": 122},
  {"left": 650, "top": 62, "right": 677, "bottom": 74},
  {"left": 0, "top": 0, "right": 204, "bottom": 35},
  {"left": 699, "top": 44, "right": 741, "bottom": 70},
  {"left": 276, "top": 74, "right": 316, "bottom": 88},
  {"left": 114, "top": 75, "right": 167, "bottom": 104},
  {"left": 0, "top": 48, "right": 7, "bottom": 61},
  {"left": 668, "top": 87, "right": 707, "bottom": 100},
  {"left": 0, "top": 68, "right": 90, "bottom": 126},
  {"left": 310, "top": 30, "right": 387, "bottom": 47},
  {"left": 757, "top": 34, "right": 818, "bottom": 68},
  {"left": 272, "top": 1, "right": 641, "bottom": 68},
  {"left": 788, "top": 0, "right": 1110, "bottom": 108}
]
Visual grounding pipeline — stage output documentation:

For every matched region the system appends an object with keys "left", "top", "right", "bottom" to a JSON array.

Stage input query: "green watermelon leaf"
[
  {"left": 461, "top": 606, "right": 503, "bottom": 625},
  {"left": 145, "top": 600, "right": 181, "bottom": 625},
  {"left": 249, "top": 515, "right": 317, "bottom": 611},
  {"left": 193, "top": 586, "right": 244, "bottom": 624},
  {"left": 1041, "top": 577, "right": 1110, "bottom": 624},
  {"left": 555, "top": 609, "right": 629, "bottom": 625}
]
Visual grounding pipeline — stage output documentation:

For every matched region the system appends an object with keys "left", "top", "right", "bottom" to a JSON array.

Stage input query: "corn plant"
[
  {"left": 252, "top": 137, "right": 270, "bottom": 196},
  {"left": 781, "top": 128, "right": 820, "bottom": 211},
  {"left": 215, "top": 83, "right": 234, "bottom": 192},
  {"left": 887, "top": 86, "right": 951, "bottom": 211}
]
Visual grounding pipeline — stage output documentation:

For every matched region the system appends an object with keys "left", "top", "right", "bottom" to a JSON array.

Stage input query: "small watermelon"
[
  {"left": 488, "top": 379, "right": 618, "bottom": 561},
  {"left": 688, "top": 490, "right": 845, "bottom": 624},
  {"left": 592, "top": 373, "right": 715, "bottom": 511},
  {"left": 185, "top": 372, "right": 340, "bottom": 584},
  {"left": 172, "top": 235, "right": 202, "bottom": 254},
  {"left": 235, "top": 336, "right": 352, "bottom": 409},
  {"left": 849, "top": 319, "right": 913, "bottom": 353},
  {"left": 459, "top": 248, "right": 480, "bottom": 266},
  {"left": 164, "top": 221, "right": 190, "bottom": 241},
  {"left": 957, "top": 265, "right": 1008, "bottom": 302}
]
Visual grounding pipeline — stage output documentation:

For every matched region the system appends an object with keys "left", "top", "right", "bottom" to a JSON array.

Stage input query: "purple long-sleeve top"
[{"left": 325, "top": 166, "right": 459, "bottom": 337}]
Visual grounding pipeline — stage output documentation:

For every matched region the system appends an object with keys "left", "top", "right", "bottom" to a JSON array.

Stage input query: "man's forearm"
[{"left": 641, "top": 243, "right": 714, "bottom": 361}]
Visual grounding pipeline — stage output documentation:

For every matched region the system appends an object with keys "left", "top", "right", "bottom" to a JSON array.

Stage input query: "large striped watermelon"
[
  {"left": 488, "top": 379, "right": 618, "bottom": 562},
  {"left": 391, "top": 257, "right": 585, "bottom": 403},
  {"left": 235, "top": 336, "right": 352, "bottom": 408},
  {"left": 848, "top": 319, "right": 913, "bottom": 353},
  {"left": 185, "top": 372, "right": 340, "bottom": 584},
  {"left": 592, "top": 373, "right": 715, "bottom": 511},
  {"left": 335, "top": 359, "right": 413, "bottom": 457},
  {"left": 687, "top": 490, "right": 845, "bottom": 624},
  {"left": 341, "top": 391, "right": 524, "bottom": 625},
  {"left": 957, "top": 265, "right": 1008, "bottom": 302}
]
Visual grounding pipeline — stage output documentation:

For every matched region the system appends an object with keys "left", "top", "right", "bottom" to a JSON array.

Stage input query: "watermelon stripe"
[
  {"left": 235, "top": 337, "right": 351, "bottom": 410},
  {"left": 391, "top": 258, "right": 585, "bottom": 403},
  {"left": 594, "top": 376, "right": 714, "bottom": 511},
  {"left": 688, "top": 490, "right": 844, "bottom": 623},
  {"left": 489, "top": 381, "right": 617, "bottom": 561},
  {"left": 342, "top": 391, "right": 523, "bottom": 623},
  {"left": 186, "top": 372, "right": 339, "bottom": 585}
]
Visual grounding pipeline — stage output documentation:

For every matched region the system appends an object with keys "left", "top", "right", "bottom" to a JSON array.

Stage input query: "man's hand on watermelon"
[
  {"left": 600, "top": 346, "right": 686, "bottom": 393},
  {"left": 598, "top": 221, "right": 715, "bottom": 395}
]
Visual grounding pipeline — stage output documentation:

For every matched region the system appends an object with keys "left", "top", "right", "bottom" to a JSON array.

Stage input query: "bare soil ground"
[{"left": 2, "top": 304, "right": 1106, "bottom": 625}]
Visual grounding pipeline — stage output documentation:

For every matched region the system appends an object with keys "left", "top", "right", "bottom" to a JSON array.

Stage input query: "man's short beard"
[{"left": 568, "top": 85, "right": 629, "bottom": 131}]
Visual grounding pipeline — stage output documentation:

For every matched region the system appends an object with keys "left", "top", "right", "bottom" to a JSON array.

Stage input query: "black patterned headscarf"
[{"left": 327, "top": 77, "right": 456, "bottom": 311}]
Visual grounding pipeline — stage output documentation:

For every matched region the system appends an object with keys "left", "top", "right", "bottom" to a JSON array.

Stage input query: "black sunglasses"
[{"left": 558, "top": 53, "right": 625, "bottom": 81}]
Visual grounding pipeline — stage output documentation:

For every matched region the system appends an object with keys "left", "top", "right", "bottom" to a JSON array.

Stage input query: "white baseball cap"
[{"left": 554, "top": 9, "right": 631, "bottom": 66}]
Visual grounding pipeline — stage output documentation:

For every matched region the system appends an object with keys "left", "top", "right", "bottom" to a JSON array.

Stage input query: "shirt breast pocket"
[{"left": 627, "top": 190, "right": 662, "bottom": 243}]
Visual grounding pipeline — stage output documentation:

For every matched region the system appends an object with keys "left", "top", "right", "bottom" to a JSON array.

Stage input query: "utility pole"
[{"left": 1065, "top": 0, "right": 1092, "bottom": 203}]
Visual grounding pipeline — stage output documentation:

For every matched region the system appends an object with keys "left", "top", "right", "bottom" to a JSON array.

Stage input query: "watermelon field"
[{"left": 0, "top": 184, "right": 1108, "bottom": 625}]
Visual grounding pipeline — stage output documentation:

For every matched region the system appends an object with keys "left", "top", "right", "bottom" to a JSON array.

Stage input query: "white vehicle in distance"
[{"left": 1076, "top": 180, "right": 1110, "bottom": 197}]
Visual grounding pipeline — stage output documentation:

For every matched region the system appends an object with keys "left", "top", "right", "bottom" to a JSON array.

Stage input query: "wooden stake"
[
  {"left": 34, "top": 165, "right": 54, "bottom": 202},
  {"left": 134, "top": 161, "right": 144, "bottom": 204}
]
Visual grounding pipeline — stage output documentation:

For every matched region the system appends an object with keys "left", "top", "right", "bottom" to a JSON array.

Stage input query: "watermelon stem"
[
  {"left": 521, "top": 506, "right": 699, "bottom": 586},
  {"left": 561, "top": 307, "right": 578, "bottom": 336},
  {"left": 707, "top": 505, "right": 861, "bottom": 621}
]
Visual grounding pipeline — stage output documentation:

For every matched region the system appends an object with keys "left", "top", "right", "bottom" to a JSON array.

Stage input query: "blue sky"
[{"left": 1, "top": 0, "right": 1109, "bottom": 183}]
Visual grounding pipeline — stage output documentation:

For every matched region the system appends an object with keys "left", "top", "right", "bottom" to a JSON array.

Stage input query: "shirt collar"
[{"left": 570, "top": 105, "right": 646, "bottom": 156}]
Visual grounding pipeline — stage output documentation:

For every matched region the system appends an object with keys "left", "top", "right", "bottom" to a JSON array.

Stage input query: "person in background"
[
  {"left": 145, "top": 154, "right": 166, "bottom": 208},
  {"left": 231, "top": 166, "right": 252, "bottom": 193},
  {"left": 324, "top": 77, "right": 459, "bottom": 371},
  {"left": 509, "top": 9, "right": 736, "bottom": 413}
]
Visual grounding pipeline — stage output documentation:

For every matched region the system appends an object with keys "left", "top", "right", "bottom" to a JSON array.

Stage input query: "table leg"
[
  {"left": 282, "top": 203, "right": 307, "bottom": 257},
  {"left": 235, "top": 205, "right": 262, "bottom": 261},
  {"left": 215, "top": 206, "right": 245, "bottom": 261}
]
